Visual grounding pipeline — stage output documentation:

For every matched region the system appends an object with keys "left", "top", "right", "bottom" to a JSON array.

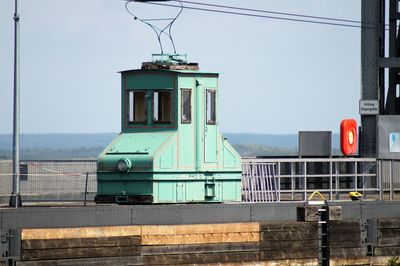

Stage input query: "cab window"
[
  {"left": 128, "top": 91, "right": 147, "bottom": 123},
  {"left": 153, "top": 91, "right": 171, "bottom": 123},
  {"left": 206, "top": 89, "right": 216, "bottom": 125},
  {"left": 181, "top": 89, "right": 191, "bottom": 124}
]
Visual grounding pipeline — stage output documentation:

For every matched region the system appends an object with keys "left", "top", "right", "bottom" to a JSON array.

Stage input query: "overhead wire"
[
  {"left": 179, "top": 0, "right": 376, "bottom": 27},
  {"left": 138, "top": 1, "right": 393, "bottom": 31}
]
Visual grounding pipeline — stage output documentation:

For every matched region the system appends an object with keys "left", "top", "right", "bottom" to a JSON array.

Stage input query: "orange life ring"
[{"left": 340, "top": 119, "right": 357, "bottom": 156}]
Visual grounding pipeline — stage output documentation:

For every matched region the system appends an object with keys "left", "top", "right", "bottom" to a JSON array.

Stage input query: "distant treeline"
[
  {"left": 0, "top": 144, "right": 300, "bottom": 160},
  {"left": 0, "top": 147, "right": 104, "bottom": 160},
  {"left": 234, "top": 144, "right": 297, "bottom": 157},
  {"left": 0, "top": 132, "right": 342, "bottom": 160},
  {"left": 0, "top": 133, "right": 340, "bottom": 150}
]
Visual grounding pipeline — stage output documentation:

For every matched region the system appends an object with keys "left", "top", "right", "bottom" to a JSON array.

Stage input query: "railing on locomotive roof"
[{"left": 0, "top": 157, "right": 398, "bottom": 203}]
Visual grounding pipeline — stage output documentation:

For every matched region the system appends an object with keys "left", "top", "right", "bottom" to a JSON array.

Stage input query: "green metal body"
[{"left": 96, "top": 62, "right": 242, "bottom": 203}]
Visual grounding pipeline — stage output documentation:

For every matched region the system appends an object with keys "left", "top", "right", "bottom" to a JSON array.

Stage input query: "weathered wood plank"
[
  {"left": 260, "top": 249, "right": 318, "bottom": 260},
  {"left": 142, "top": 252, "right": 259, "bottom": 265},
  {"left": 21, "top": 226, "right": 141, "bottom": 240},
  {"left": 329, "top": 247, "right": 365, "bottom": 258},
  {"left": 179, "top": 261, "right": 316, "bottom": 266},
  {"left": 331, "top": 257, "right": 370, "bottom": 266},
  {"left": 378, "top": 228, "right": 400, "bottom": 238},
  {"left": 259, "top": 222, "right": 316, "bottom": 232},
  {"left": 378, "top": 236, "right": 400, "bottom": 246},
  {"left": 141, "top": 223, "right": 259, "bottom": 235},
  {"left": 21, "top": 246, "right": 140, "bottom": 261},
  {"left": 141, "top": 232, "right": 258, "bottom": 245},
  {"left": 378, "top": 219, "right": 400, "bottom": 229},
  {"left": 329, "top": 231, "right": 361, "bottom": 243},
  {"left": 330, "top": 239, "right": 361, "bottom": 248},
  {"left": 17, "top": 256, "right": 144, "bottom": 266},
  {"left": 259, "top": 240, "right": 318, "bottom": 251},
  {"left": 260, "top": 230, "right": 317, "bottom": 242},
  {"left": 15, "top": 252, "right": 258, "bottom": 265},
  {"left": 22, "top": 236, "right": 140, "bottom": 250},
  {"left": 329, "top": 220, "right": 360, "bottom": 231},
  {"left": 374, "top": 246, "right": 400, "bottom": 256},
  {"left": 141, "top": 242, "right": 259, "bottom": 255}
]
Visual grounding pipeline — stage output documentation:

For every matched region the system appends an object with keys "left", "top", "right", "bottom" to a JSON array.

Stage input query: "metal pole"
[
  {"left": 84, "top": 172, "right": 89, "bottom": 206},
  {"left": 390, "top": 160, "right": 394, "bottom": 201},
  {"left": 277, "top": 162, "right": 281, "bottom": 202},
  {"left": 378, "top": 160, "right": 383, "bottom": 201},
  {"left": 335, "top": 162, "right": 339, "bottom": 200},
  {"left": 303, "top": 161, "right": 307, "bottom": 202},
  {"left": 290, "top": 162, "right": 295, "bottom": 200},
  {"left": 10, "top": 0, "right": 21, "bottom": 208},
  {"left": 329, "top": 161, "right": 333, "bottom": 200},
  {"left": 354, "top": 161, "right": 358, "bottom": 191}
]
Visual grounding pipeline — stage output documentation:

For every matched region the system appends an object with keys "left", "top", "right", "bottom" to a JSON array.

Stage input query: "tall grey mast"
[
  {"left": 10, "top": 0, "right": 21, "bottom": 207},
  {"left": 360, "top": 0, "right": 400, "bottom": 159}
]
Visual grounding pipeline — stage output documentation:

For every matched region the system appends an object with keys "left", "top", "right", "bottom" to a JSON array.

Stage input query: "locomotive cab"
[{"left": 95, "top": 55, "right": 242, "bottom": 204}]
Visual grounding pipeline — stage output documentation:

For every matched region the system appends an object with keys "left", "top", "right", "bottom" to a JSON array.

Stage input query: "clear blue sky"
[{"left": 0, "top": 0, "right": 361, "bottom": 134}]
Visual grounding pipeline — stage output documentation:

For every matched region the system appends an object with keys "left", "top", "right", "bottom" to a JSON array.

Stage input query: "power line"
[
  {"left": 140, "top": 1, "right": 390, "bottom": 31},
  {"left": 180, "top": 0, "right": 365, "bottom": 26}
]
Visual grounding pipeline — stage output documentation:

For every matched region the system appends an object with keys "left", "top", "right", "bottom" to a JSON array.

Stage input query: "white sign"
[
  {"left": 389, "top": 132, "right": 400, "bottom": 153},
  {"left": 359, "top": 100, "right": 379, "bottom": 115}
]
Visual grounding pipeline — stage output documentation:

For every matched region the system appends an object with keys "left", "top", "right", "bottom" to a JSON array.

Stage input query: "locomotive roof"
[{"left": 119, "top": 68, "right": 219, "bottom": 76}]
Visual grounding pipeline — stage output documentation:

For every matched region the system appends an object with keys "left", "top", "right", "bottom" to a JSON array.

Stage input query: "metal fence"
[
  {"left": 1, "top": 158, "right": 399, "bottom": 203},
  {"left": 378, "top": 159, "right": 400, "bottom": 200},
  {"left": 0, "top": 160, "right": 96, "bottom": 202},
  {"left": 242, "top": 157, "right": 379, "bottom": 202},
  {"left": 242, "top": 162, "right": 279, "bottom": 202}
]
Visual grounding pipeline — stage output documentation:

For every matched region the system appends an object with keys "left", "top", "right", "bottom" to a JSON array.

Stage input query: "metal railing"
[
  {"left": 0, "top": 160, "right": 96, "bottom": 202},
  {"left": 242, "top": 162, "right": 279, "bottom": 202},
  {"left": 242, "top": 157, "right": 379, "bottom": 202},
  {"left": 0, "top": 158, "right": 399, "bottom": 203},
  {"left": 378, "top": 159, "right": 400, "bottom": 200}
]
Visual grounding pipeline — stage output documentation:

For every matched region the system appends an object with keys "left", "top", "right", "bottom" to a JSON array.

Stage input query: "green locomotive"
[{"left": 95, "top": 55, "right": 241, "bottom": 204}]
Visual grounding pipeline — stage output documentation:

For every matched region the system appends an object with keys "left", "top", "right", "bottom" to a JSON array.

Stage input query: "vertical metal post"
[
  {"left": 318, "top": 206, "right": 330, "bottom": 266},
  {"left": 84, "top": 172, "right": 89, "bottom": 206},
  {"left": 253, "top": 163, "right": 259, "bottom": 202},
  {"left": 303, "top": 161, "right": 307, "bottom": 201},
  {"left": 249, "top": 163, "right": 255, "bottom": 202},
  {"left": 390, "top": 160, "right": 394, "bottom": 200},
  {"left": 244, "top": 164, "right": 249, "bottom": 202},
  {"left": 360, "top": 0, "right": 382, "bottom": 157},
  {"left": 329, "top": 161, "right": 333, "bottom": 200},
  {"left": 9, "top": 0, "right": 21, "bottom": 208},
  {"left": 335, "top": 162, "right": 339, "bottom": 200},
  {"left": 378, "top": 160, "right": 383, "bottom": 201},
  {"left": 386, "top": 0, "right": 400, "bottom": 114},
  {"left": 260, "top": 164, "right": 267, "bottom": 201},
  {"left": 277, "top": 162, "right": 281, "bottom": 202},
  {"left": 355, "top": 161, "right": 358, "bottom": 192},
  {"left": 291, "top": 162, "right": 295, "bottom": 200}
]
